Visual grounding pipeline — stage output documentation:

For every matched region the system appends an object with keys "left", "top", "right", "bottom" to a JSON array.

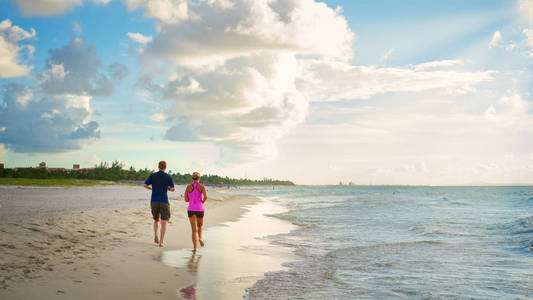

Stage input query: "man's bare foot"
[
  {"left": 199, "top": 240, "right": 204, "bottom": 247},
  {"left": 154, "top": 236, "right": 159, "bottom": 244},
  {"left": 159, "top": 242, "right": 165, "bottom": 247}
]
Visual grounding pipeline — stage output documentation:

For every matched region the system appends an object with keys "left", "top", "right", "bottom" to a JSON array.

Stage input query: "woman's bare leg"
[
  {"left": 197, "top": 217, "right": 204, "bottom": 247},
  {"left": 189, "top": 215, "right": 198, "bottom": 251}
]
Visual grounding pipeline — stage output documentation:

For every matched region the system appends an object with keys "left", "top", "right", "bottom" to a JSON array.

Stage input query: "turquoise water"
[{"left": 240, "top": 186, "right": 533, "bottom": 299}]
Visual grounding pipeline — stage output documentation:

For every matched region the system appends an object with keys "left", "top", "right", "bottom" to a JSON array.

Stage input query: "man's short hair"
[{"left": 158, "top": 161, "right": 167, "bottom": 170}]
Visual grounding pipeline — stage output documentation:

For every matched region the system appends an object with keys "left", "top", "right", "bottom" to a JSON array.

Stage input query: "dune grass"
[{"left": 0, "top": 177, "right": 118, "bottom": 187}]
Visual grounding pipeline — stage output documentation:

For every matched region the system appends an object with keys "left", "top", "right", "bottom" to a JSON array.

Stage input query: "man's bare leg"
[
  {"left": 188, "top": 215, "right": 198, "bottom": 251},
  {"left": 153, "top": 219, "right": 160, "bottom": 244},
  {"left": 159, "top": 220, "right": 167, "bottom": 247},
  {"left": 197, "top": 217, "right": 204, "bottom": 247}
]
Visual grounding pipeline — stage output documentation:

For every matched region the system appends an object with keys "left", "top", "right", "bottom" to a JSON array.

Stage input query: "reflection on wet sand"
[
  {"left": 163, "top": 199, "right": 296, "bottom": 299},
  {"left": 179, "top": 251, "right": 202, "bottom": 300}
]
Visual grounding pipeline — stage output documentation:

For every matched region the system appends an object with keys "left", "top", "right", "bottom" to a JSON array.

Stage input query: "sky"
[{"left": 0, "top": 0, "right": 532, "bottom": 185}]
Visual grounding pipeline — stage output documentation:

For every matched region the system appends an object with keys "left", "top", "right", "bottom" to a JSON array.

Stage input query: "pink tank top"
[{"left": 187, "top": 183, "right": 204, "bottom": 211}]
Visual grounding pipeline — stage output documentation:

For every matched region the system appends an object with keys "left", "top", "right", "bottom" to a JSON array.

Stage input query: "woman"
[{"left": 184, "top": 172, "right": 207, "bottom": 251}]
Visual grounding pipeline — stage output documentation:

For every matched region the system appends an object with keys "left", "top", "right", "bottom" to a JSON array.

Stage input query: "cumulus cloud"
[
  {"left": 0, "top": 84, "right": 100, "bottom": 153},
  {"left": 133, "top": 0, "right": 351, "bottom": 161},
  {"left": 0, "top": 38, "right": 125, "bottom": 153},
  {"left": 143, "top": 0, "right": 354, "bottom": 67},
  {"left": 296, "top": 60, "right": 494, "bottom": 102},
  {"left": 127, "top": 32, "right": 152, "bottom": 44},
  {"left": 123, "top": 0, "right": 190, "bottom": 24},
  {"left": 39, "top": 38, "right": 127, "bottom": 96},
  {"left": 0, "top": 19, "right": 35, "bottom": 78},
  {"left": 132, "top": 0, "right": 493, "bottom": 162},
  {"left": 11, "top": 0, "right": 109, "bottom": 16},
  {"left": 489, "top": 30, "right": 502, "bottom": 48}
]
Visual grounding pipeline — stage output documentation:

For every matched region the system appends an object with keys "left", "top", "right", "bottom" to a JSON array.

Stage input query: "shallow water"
[
  {"left": 238, "top": 186, "right": 533, "bottom": 299},
  {"left": 161, "top": 200, "right": 295, "bottom": 299}
]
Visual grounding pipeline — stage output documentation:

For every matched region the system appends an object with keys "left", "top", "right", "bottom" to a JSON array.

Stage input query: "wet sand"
[
  {"left": 0, "top": 185, "right": 258, "bottom": 299},
  {"left": 163, "top": 200, "right": 296, "bottom": 299}
]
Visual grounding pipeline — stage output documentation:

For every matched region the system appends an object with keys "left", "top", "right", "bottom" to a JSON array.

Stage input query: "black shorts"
[
  {"left": 151, "top": 202, "right": 171, "bottom": 220},
  {"left": 187, "top": 211, "right": 204, "bottom": 218}
]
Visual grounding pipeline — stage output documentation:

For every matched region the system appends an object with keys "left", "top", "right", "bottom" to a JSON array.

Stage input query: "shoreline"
[{"left": 0, "top": 186, "right": 259, "bottom": 299}]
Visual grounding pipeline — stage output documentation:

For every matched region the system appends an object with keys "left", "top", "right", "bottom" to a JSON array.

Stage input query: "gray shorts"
[{"left": 151, "top": 202, "right": 170, "bottom": 221}]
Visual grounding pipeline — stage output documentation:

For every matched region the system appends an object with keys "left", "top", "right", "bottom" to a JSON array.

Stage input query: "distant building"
[
  {"left": 39, "top": 162, "right": 46, "bottom": 168},
  {"left": 73, "top": 164, "right": 80, "bottom": 170}
]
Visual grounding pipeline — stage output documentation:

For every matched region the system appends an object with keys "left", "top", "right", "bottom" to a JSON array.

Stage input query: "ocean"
[{"left": 239, "top": 186, "right": 533, "bottom": 299}]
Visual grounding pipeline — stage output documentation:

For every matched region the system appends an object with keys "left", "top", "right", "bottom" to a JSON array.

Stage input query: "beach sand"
[{"left": 0, "top": 185, "right": 258, "bottom": 300}]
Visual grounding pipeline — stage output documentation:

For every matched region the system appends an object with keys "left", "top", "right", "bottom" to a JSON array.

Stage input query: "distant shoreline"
[{"left": 0, "top": 178, "right": 120, "bottom": 187}]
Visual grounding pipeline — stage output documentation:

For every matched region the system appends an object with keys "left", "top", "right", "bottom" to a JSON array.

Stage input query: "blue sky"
[{"left": 1, "top": 0, "right": 532, "bottom": 184}]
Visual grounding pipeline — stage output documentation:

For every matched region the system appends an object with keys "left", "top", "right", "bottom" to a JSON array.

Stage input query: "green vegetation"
[
  {"left": 0, "top": 161, "right": 295, "bottom": 186},
  {"left": 0, "top": 177, "right": 116, "bottom": 187}
]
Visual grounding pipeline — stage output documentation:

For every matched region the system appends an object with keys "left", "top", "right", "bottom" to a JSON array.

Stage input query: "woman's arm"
[
  {"left": 201, "top": 185, "right": 208, "bottom": 204},
  {"left": 184, "top": 185, "right": 190, "bottom": 202}
]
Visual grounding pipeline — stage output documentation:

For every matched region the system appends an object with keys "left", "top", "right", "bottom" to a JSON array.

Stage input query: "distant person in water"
[
  {"left": 144, "top": 161, "right": 175, "bottom": 247},
  {"left": 184, "top": 172, "right": 207, "bottom": 251}
]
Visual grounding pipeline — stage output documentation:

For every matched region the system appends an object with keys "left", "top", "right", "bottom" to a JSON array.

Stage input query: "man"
[{"left": 144, "top": 161, "right": 175, "bottom": 247}]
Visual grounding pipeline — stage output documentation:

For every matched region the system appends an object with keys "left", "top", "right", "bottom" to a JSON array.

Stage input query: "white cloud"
[
  {"left": 489, "top": 30, "right": 502, "bottom": 48},
  {"left": 12, "top": 0, "right": 83, "bottom": 16},
  {"left": 133, "top": 0, "right": 352, "bottom": 161},
  {"left": 86, "top": 154, "right": 102, "bottom": 167},
  {"left": 296, "top": 60, "right": 493, "bottom": 102},
  {"left": 39, "top": 38, "right": 127, "bottom": 96},
  {"left": 131, "top": 0, "right": 495, "bottom": 163},
  {"left": 127, "top": 32, "right": 153, "bottom": 44},
  {"left": 518, "top": 0, "right": 533, "bottom": 24},
  {"left": 90, "top": 0, "right": 110, "bottom": 4},
  {"left": 381, "top": 48, "right": 394, "bottom": 62},
  {"left": 0, "top": 84, "right": 100, "bottom": 153},
  {"left": 413, "top": 59, "right": 462, "bottom": 71},
  {"left": 39, "top": 63, "right": 68, "bottom": 82},
  {"left": 0, "top": 38, "right": 126, "bottom": 154},
  {"left": 151, "top": 112, "right": 166, "bottom": 122},
  {"left": 266, "top": 92, "right": 533, "bottom": 184},
  {"left": 523, "top": 28, "right": 533, "bottom": 57},
  {"left": 123, "top": 0, "right": 190, "bottom": 24},
  {"left": 0, "top": 19, "right": 35, "bottom": 78},
  {"left": 11, "top": 0, "right": 109, "bottom": 16},
  {"left": 72, "top": 21, "right": 82, "bottom": 34},
  {"left": 143, "top": 0, "right": 354, "bottom": 67}
]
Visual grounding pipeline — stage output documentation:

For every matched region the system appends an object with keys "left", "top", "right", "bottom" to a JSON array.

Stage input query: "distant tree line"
[{"left": 0, "top": 161, "right": 295, "bottom": 186}]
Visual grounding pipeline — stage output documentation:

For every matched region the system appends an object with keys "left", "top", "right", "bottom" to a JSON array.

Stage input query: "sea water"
[{"left": 241, "top": 186, "right": 533, "bottom": 299}]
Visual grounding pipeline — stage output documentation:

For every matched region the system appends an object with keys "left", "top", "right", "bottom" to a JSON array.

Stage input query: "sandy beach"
[{"left": 0, "top": 185, "right": 260, "bottom": 299}]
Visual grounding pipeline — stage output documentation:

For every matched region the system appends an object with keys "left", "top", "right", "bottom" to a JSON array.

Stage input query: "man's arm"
[
  {"left": 184, "top": 185, "right": 190, "bottom": 202},
  {"left": 143, "top": 174, "right": 152, "bottom": 190},
  {"left": 201, "top": 185, "right": 208, "bottom": 204},
  {"left": 168, "top": 176, "right": 176, "bottom": 192}
]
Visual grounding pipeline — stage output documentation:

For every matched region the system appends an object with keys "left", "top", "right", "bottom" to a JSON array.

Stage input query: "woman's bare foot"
[
  {"left": 199, "top": 240, "right": 204, "bottom": 247},
  {"left": 154, "top": 236, "right": 159, "bottom": 244},
  {"left": 159, "top": 242, "right": 165, "bottom": 247}
]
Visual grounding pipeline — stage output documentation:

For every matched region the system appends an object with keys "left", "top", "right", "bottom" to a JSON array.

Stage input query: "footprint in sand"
[
  {"left": 56, "top": 290, "right": 65, "bottom": 294},
  {"left": 153, "top": 291, "right": 163, "bottom": 294}
]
